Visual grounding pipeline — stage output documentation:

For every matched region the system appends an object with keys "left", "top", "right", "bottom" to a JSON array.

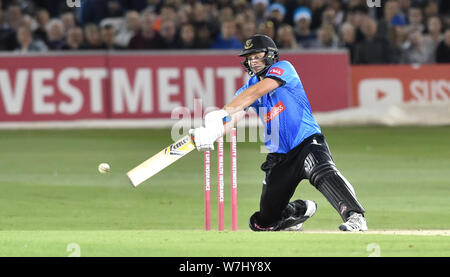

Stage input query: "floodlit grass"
[{"left": 0, "top": 127, "right": 449, "bottom": 257}]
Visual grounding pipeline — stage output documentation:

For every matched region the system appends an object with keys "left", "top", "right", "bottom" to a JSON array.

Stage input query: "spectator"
[
  {"left": 176, "top": 4, "right": 192, "bottom": 27},
  {"left": 80, "top": 0, "right": 124, "bottom": 25},
  {"left": 293, "top": 7, "right": 318, "bottom": 48},
  {"left": 115, "top": 10, "right": 141, "bottom": 48},
  {"left": 398, "top": 0, "right": 411, "bottom": 15},
  {"left": 339, "top": 22, "right": 357, "bottom": 63},
  {"left": 435, "top": 27, "right": 450, "bottom": 63},
  {"left": 276, "top": 23, "right": 300, "bottom": 49},
  {"left": 191, "top": 3, "right": 209, "bottom": 26},
  {"left": 219, "top": 6, "right": 234, "bottom": 23},
  {"left": 346, "top": 5, "right": 367, "bottom": 44},
  {"left": 316, "top": 23, "right": 338, "bottom": 48},
  {"left": 327, "top": 0, "right": 345, "bottom": 27},
  {"left": 391, "top": 14, "right": 410, "bottom": 60},
  {"left": 234, "top": 12, "right": 247, "bottom": 43},
  {"left": 232, "top": 0, "right": 248, "bottom": 15},
  {"left": 107, "top": 0, "right": 126, "bottom": 18},
  {"left": 238, "top": 19, "right": 257, "bottom": 44},
  {"left": 0, "top": 0, "right": 447, "bottom": 62},
  {"left": 155, "top": 19, "right": 178, "bottom": 49},
  {"left": 211, "top": 19, "right": 242, "bottom": 49},
  {"left": 83, "top": 24, "right": 104, "bottom": 49},
  {"left": 6, "top": 2, "right": 23, "bottom": 31},
  {"left": 15, "top": 25, "right": 47, "bottom": 53},
  {"left": 258, "top": 20, "right": 277, "bottom": 42},
  {"left": 34, "top": 9, "right": 50, "bottom": 43},
  {"left": 60, "top": 11, "right": 76, "bottom": 35},
  {"left": 354, "top": 17, "right": 396, "bottom": 64},
  {"left": 1, "top": 2, "right": 23, "bottom": 50},
  {"left": 145, "top": 0, "right": 163, "bottom": 14},
  {"left": 101, "top": 24, "right": 121, "bottom": 50},
  {"left": 377, "top": 0, "right": 401, "bottom": 41},
  {"left": 45, "top": 19, "right": 65, "bottom": 50},
  {"left": 423, "top": 16, "right": 443, "bottom": 61},
  {"left": 424, "top": 1, "right": 439, "bottom": 19},
  {"left": 62, "top": 27, "right": 84, "bottom": 50},
  {"left": 265, "top": 3, "right": 286, "bottom": 25},
  {"left": 321, "top": 6, "right": 339, "bottom": 32},
  {"left": 408, "top": 5, "right": 425, "bottom": 33},
  {"left": 195, "top": 22, "right": 213, "bottom": 49},
  {"left": 252, "top": 0, "right": 269, "bottom": 26},
  {"left": 177, "top": 23, "right": 196, "bottom": 49},
  {"left": 0, "top": 7, "right": 5, "bottom": 50},
  {"left": 157, "top": 5, "right": 178, "bottom": 29},
  {"left": 310, "top": 0, "right": 327, "bottom": 31},
  {"left": 402, "top": 30, "right": 434, "bottom": 63},
  {"left": 128, "top": 11, "right": 158, "bottom": 49}
]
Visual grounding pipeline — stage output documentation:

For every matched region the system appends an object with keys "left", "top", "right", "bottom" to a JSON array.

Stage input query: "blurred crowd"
[{"left": 0, "top": 0, "right": 449, "bottom": 64}]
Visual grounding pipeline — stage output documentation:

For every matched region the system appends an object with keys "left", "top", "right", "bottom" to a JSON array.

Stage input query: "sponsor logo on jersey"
[
  {"left": 268, "top": 67, "right": 284, "bottom": 76},
  {"left": 263, "top": 101, "right": 286, "bottom": 123}
]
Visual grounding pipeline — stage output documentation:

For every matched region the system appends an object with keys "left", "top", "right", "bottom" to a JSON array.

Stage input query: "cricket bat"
[{"left": 127, "top": 135, "right": 196, "bottom": 187}]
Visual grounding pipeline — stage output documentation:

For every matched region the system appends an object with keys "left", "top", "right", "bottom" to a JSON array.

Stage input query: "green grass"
[
  {"left": 0, "top": 126, "right": 449, "bottom": 257},
  {"left": 0, "top": 231, "right": 447, "bottom": 257}
]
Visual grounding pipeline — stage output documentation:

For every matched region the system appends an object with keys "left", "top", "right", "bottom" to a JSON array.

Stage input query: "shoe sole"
[
  {"left": 283, "top": 200, "right": 317, "bottom": 231},
  {"left": 339, "top": 223, "right": 368, "bottom": 232}
]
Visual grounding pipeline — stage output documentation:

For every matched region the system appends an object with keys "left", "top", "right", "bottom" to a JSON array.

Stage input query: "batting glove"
[
  {"left": 204, "top": 109, "right": 230, "bottom": 141},
  {"left": 189, "top": 127, "right": 215, "bottom": 151}
]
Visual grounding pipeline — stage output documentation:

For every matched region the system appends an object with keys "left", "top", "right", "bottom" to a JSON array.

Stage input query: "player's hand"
[
  {"left": 189, "top": 127, "right": 215, "bottom": 151},
  {"left": 204, "top": 109, "right": 230, "bottom": 140}
]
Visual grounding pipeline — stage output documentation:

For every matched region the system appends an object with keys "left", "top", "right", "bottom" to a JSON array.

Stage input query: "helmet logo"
[{"left": 244, "top": 39, "right": 253, "bottom": 49}]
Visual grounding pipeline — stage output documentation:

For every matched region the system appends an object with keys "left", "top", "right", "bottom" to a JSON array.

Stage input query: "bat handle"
[{"left": 222, "top": 115, "right": 232, "bottom": 125}]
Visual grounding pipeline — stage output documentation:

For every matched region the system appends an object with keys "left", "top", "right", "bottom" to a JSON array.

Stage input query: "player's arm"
[
  {"left": 223, "top": 78, "right": 281, "bottom": 116},
  {"left": 190, "top": 78, "right": 281, "bottom": 151},
  {"left": 222, "top": 78, "right": 281, "bottom": 133}
]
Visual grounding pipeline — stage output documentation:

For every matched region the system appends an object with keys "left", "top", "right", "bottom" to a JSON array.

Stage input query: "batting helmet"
[{"left": 239, "top": 34, "right": 279, "bottom": 77}]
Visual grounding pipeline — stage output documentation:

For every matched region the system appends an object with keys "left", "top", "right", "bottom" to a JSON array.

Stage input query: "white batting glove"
[
  {"left": 204, "top": 109, "right": 230, "bottom": 141},
  {"left": 189, "top": 127, "right": 215, "bottom": 151}
]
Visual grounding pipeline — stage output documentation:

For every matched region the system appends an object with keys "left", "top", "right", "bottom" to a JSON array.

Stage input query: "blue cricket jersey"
[{"left": 235, "top": 60, "right": 321, "bottom": 153}]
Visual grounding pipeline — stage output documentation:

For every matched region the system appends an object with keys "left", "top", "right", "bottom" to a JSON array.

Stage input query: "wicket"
[{"left": 204, "top": 128, "right": 237, "bottom": 231}]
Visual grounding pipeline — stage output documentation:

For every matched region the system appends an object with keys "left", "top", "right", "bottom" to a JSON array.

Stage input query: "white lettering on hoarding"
[
  {"left": 58, "top": 68, "right": 83, "bottom": 115},
  {"left": 359, "top": 78, "right": 449, "bottom": 105},
  {"left": 32, "top": 69, "right": 55, "bottom": 114},
  {"left": 184, "top": 68, "right": 214, "bottom": 110},
  {"left": 0, "top": 66, "right": 247, "bottom": 118},
  {"left": 0, "top": 69, "right": 28, "bottom": 114},
  {"left": 410, "top": 80, "right": 450, "bottom": 103},
  {"left": 82, "top": 68, "right": 107, "bottom": 113},
  {"left": 112, "top": 68, "right": 153, "bottom": 113},
  {"left": 216, "top": 68, "right": 242, "bottom": 104},
  {"left": 158, "top": 68, "right": 180, "bottom": 113}
]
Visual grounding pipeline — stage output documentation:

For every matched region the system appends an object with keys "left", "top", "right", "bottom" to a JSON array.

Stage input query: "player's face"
[{"left": 246, "top": 52, "right": 266, "bottom": 74}]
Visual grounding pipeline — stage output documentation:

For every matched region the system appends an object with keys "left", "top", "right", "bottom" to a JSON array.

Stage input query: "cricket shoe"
[
  {"left": 339, "top": 212, "right": 368, "bottom": 232},
  {"left": 282, "top": 200, "right": 317, "bottom": 231}
]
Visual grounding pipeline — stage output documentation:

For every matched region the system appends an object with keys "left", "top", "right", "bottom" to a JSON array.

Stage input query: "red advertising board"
[
  {"left": 352, "top": 64, "right": 450, "bottom": 107},
  {"left": 0, "top": 51, "right": 350, "bottom": 122}
]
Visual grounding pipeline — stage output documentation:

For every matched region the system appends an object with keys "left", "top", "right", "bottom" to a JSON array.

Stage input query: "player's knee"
[{"left": 304, "top": 151, "right": 337, "bottom": 187}]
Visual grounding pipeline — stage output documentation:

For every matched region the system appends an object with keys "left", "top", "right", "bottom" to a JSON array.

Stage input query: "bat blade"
[{"left": 127, "top": 135, "right": 196, "bottom": 187}]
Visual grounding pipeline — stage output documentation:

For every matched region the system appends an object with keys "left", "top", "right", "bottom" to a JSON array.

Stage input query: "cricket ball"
[{"left": 98, "top": 163, "right": 110, "bottom": 174}]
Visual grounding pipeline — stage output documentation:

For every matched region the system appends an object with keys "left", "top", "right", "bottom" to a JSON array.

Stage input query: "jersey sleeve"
[
  {"left": 235, "top": 76, "right": 259, "bottom": 111},
  {"left": 264, "top": 61, "right": 299, "bottom": 88}
]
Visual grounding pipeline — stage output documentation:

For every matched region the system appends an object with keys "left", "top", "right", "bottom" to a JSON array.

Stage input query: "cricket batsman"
[{"left": 189, "top": 34, "right": 367, "bottom": 231}]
